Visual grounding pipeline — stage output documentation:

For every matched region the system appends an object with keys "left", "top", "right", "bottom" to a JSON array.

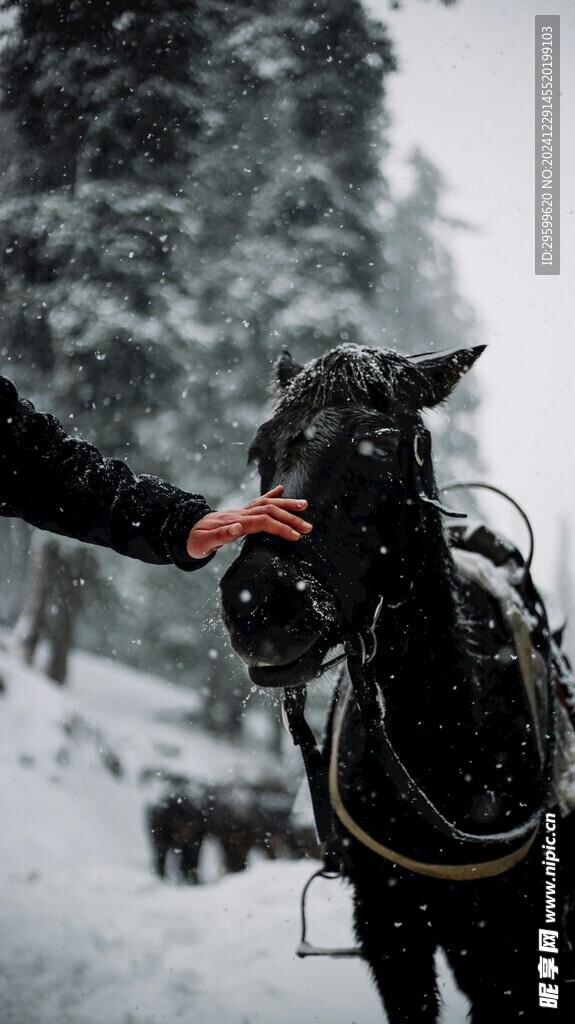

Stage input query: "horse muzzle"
[{"left": 219, "top": 547, "right": 341, "bottom": 687}]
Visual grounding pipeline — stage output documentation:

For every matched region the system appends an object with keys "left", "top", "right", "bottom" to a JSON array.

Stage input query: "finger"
[
  {"left": 246, "top": 486, "right": 283, "bottom": 508},
  {"left": 246, "top": 496, "right": 308, "bottom": 511},
  {"left": 187, "top": 522, "right": 242, "bottom": 558},
  {"left": 237, "top": 513, "right": 304, "bottom": 542},
  {"left": 243, "top": 504, "right": 312, "bottom": 533}
]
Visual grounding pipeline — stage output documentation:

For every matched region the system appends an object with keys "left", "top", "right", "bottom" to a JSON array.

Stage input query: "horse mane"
[{"left": 273, "top": 343, "right": 424, "bottom": 417}]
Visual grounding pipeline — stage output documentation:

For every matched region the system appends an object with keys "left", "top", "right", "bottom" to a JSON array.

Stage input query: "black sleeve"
[{"left": 0, "top": 375, "right": 215, "bottom": 571}]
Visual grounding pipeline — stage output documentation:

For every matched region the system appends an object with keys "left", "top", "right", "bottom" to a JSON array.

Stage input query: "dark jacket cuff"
[{"left": 162, "top": 498, "right": 217, "bottom": 571}]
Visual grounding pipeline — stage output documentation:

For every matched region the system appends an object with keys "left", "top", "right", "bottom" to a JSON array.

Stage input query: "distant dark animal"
[
  {"left": 206, "top": 782, "right": 317, "bottom": 871},
  {"left": 147, "top": 782, "right": 316, "bottom": 883},
  {"left": 146, "top": 788, "right": 207, "bottom": 884},
  {"left": 205, "top": 783, "right": 260, "bottom": 873},
  {"left": 252, "top": 786, "right": 320, "bottom": 861},
  {"left": 220, "top": 344, "right": 575, "bottom": 1023}
]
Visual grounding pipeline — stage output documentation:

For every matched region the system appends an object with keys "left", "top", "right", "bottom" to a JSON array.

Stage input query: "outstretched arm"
[{"left": 0, "top": 376, "right": 311, "bottom": 570}]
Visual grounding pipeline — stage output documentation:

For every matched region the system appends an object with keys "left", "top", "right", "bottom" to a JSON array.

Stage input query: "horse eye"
[
  {"left": 286, "top": 432, "right": 307, "bottom": 466},
  {"left": 290, "top": 431, "right": 307, "bottom": 447}
]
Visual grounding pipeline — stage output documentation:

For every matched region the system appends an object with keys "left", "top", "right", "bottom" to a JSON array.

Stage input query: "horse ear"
[
  {"left": 276, "top": 348, "right": 304, "bottom": 389},
  {"left": 407, "top": 345, "right": 486, "bottom": 408}
]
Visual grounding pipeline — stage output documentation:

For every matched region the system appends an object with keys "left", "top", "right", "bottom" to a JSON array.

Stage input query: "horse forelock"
[
  {"left": 256, "top": 344, "right": 426, "bottom": 498},
  {"left": 273, "top": 343, "right": 417, "bottom": 416}
]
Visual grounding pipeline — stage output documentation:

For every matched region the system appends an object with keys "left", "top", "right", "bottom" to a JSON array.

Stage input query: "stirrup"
[{"left": 296, "top": 868, "right": 363, "bottom": 959}]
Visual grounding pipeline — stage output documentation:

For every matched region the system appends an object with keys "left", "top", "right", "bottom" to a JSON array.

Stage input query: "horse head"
[{"left": 220, "top": 343, "right": 484, "bottom": 688}]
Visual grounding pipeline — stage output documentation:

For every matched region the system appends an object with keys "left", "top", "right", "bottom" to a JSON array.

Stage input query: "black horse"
[
  {"left": 220, "top": 344, "right": 575, "bottom": 1023},
  {"left": 146, "top": 788, "right": 208, "bottom": 884},
  {"left": 146, "top": 781, "right": 316, "bottom": 883}
]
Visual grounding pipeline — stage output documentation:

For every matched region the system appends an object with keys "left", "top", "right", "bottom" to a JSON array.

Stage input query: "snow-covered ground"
[{"left": 0, "top": 645, "right": 468, "bottom": 1023}]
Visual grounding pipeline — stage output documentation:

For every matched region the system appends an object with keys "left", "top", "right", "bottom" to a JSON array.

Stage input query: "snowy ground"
[{"left": 0, "top": 644, "right": 468, "bottom": 1024}]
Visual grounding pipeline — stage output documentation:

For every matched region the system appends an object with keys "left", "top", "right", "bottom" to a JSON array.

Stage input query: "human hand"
[{"left": 186, "top": 486, "right": 312, "bottom": 559}]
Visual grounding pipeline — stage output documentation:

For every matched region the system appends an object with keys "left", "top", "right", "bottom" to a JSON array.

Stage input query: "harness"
[{"left": 282, "top": 484, "right": 560, "bottom": 957}]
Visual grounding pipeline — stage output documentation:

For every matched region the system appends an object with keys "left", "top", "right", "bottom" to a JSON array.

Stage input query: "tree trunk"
[
  {"left": 202, "top": 649, "right": 246, "bottom": 739},
  {"left": 45, "top": 545, "right": 89, "bottom": 685},
  {"left": 12, "top": 534, "right": 59, "bottom": 664},
  {"left": 269, "top": 706, "right": 284, "bottom": 758},
  {"left": 12, "top": 533, "right": 89, "bottom": 684}
]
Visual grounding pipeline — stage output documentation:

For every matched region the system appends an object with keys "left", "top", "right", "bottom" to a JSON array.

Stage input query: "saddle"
[{"left": 446, "top": 519, "right": 575, "bottom": 818}]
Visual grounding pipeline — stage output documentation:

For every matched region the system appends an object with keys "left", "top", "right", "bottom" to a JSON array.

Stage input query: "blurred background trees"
[
  {"left": 0, "top": 0, "right": 220, "bottom": 682},
  {"left": 0, "top": 0, "right": 480, "bottom": 734}
]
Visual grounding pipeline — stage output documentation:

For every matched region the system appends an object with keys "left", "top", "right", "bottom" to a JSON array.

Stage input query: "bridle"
[
  {"left": 283, "top": 532, "right": 554, "bottom": 955},
  {"left": 282, "top": 459, "right": 555, "bottom": 904},
  {"left": 281, "top": 429, "right": 463, "bottom": 682},
  {"left": 249, "top": 410, "right": 554, "bottom": 953},
  {"left": 283, "top": 582, "right": 552, "bottom": 854},
  {"left": 289, "top": 593, "right": 384, "bottom": 682}
]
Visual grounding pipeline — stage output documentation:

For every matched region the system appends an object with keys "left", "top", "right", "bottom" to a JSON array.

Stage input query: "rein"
[
  {"left": 345, "top": 645, "right": 552, "bottom": 850},
  {"left": 304, "top": 595, "right": 384, "bottom": 679},
  {"left": 284, "top": 589, "right": 553, "bottom": 859},
  {"left": 284, "top": 577, "right": 552, "bottom": 957},
  {"left": 329, "top": 678, "right": 541, "bottom": 881},
  {"left": 282, "top": 598, "right": 383, "bottom": 875},
  {"left": 279, "top": 464, "right": 554, "bottom": 950},
  {"left": 283, "top": 494, "right": 556, "bottom": 903}
]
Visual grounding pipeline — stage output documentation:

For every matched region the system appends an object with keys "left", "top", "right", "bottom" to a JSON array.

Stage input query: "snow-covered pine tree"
[
  {"left": 0, "top": 0, "right": 218, "bottom": 449},
  {"left": 0, "top": 0, "right": 481, "bottom": 736},
  {"left": 184, "top": 2, "right": 473, "bottom": 737},
  {"left": 181, "top": 0, "right": 397, "bottom": 734},
  {"left": 380, "top": 148, "right": 483, "bottom": 480},
  {"left": 0, "top": 0, "right": 219, "bottom": 680},
  {"left": 188, "top": 0, "right": 395, "bottom": 458}
]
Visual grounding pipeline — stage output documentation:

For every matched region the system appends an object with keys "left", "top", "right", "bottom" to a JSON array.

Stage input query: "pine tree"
[
  {"left": 380, "top": 148, "right": 483, "bottom": 480},
  {"left": 181, "top": 0, "right": 398, "bottom": 734},
  {"left": 170, "top": 0, "right": 399, "bottom": 524},
  {"left": 0, "top": 0, "right": 219, "bottom": 680},
  {"left": 0, "top": 0, "right": 218, "bottom": 444},
  {"left": 0, "top": 0, "right": 479, "bottom": 736}
]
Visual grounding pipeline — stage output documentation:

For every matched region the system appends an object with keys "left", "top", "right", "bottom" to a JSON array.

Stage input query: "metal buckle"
[{"left": 346, "top": 594, "right": 383, "bottom": 666}]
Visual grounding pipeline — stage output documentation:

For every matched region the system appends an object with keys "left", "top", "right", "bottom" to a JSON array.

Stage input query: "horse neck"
[
  {"left": 361, "top": 508, "right": 543, "bottom": 837},
  {"left": 374, "top": 510, "right": 471, "bottom": 717}
]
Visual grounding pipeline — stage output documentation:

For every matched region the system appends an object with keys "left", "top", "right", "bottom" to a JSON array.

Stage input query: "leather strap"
[
  {"left": 283, "top": 685, "right": 340, "bottom": 870},
  {"left": 329, "top": 680, "right": 541, "bottom": 880}
]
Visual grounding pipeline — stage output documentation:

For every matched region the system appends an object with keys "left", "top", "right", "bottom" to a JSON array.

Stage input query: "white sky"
[{"left": 365, "top": 0, "right": 574, "bottom": 593}]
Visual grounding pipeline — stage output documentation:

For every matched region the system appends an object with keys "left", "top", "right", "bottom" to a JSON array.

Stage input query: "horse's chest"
[{"left": 328, "top": 640, "right": 537, "bottom": 867}]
